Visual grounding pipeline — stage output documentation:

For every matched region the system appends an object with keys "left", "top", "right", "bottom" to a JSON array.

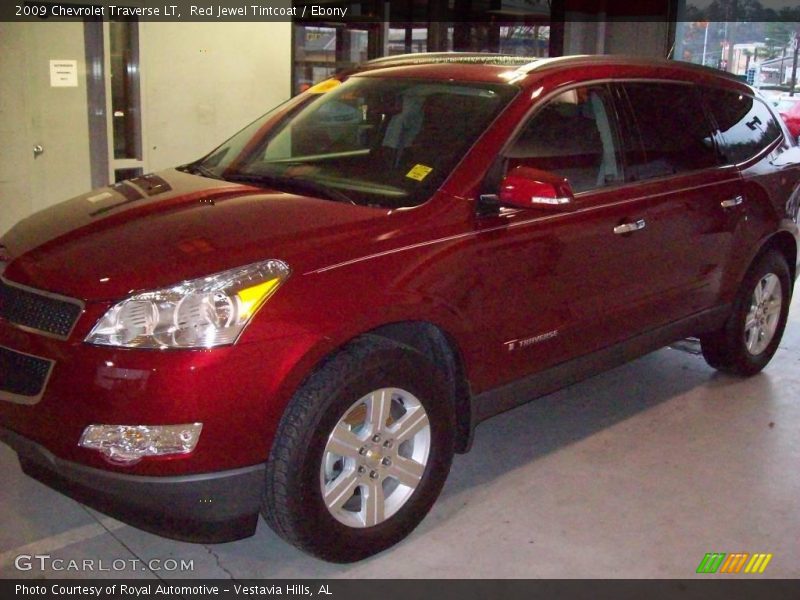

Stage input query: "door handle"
[
  {"left": 613, "top": 219, "right": 646, "bottom": 235},
  {"left": 33, "top": 144, "right": 44, "bottom": 158},
  {"left": 720, "top": 195, "right": 744, "bottom": 208}
]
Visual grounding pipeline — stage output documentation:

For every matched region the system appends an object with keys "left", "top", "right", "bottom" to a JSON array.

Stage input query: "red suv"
[
  {"left": 775, "top": 95, "right": 800, "bottom": 139},
  {"left": 1, "top": 55, "right": 799, "bottom": 563}
]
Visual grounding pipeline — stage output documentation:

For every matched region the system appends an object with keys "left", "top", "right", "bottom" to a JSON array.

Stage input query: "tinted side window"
[
  {"left": 506, "top": 86, "right": 622, "bottom": 193},
  {"left": 703, "top": 88, "right": 782, "bottom": 164},
  {"left": 621, "top": 82, "right": 719, "bottom": 180}
]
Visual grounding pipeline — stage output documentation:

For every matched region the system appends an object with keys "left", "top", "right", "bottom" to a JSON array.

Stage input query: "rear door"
[{"left": 612, "top": 80, "right": 745, "bottom": 322}]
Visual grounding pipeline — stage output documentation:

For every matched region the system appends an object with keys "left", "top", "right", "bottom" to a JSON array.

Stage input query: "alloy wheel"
[
  {"left": 744, "top": 273, "right": 783, "bottom": 356},
  {"left": 320, "top": 387, "right": 431, "bottom": 528}
]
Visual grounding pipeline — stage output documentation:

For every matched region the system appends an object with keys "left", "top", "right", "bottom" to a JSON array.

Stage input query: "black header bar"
[{"left": 3, "top": 1, "right": 800, "bottom": 23}]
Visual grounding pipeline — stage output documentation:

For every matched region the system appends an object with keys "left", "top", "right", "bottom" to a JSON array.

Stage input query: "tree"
[{"left": 764, "top": 21, "right": 794, "bottom": 60}]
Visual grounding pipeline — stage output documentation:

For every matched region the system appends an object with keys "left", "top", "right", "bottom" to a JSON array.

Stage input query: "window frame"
[
  {"left": 607, "top": 82, "right": 647, "bottom": 184},
  {"left": 499, "top": 82, "right": 627, "bottom": 197},
  {"left": 698, "top": 85, "right": 786, "bottom": 168},
  {"left": 488, "top": 77, "right": 770, "bottom": 205},
  {"left": 614, "top": 80, "right": 725, "bottom": 182}
]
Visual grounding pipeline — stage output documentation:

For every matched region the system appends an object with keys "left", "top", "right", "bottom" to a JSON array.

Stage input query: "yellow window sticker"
[{"left": 406, "top": 164, "right": 433, "bottom": 181}]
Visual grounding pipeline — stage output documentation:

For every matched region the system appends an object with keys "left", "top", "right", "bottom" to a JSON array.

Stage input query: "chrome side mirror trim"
[{"left": 530, "top": 196, "right": 572, "bottom": 206}]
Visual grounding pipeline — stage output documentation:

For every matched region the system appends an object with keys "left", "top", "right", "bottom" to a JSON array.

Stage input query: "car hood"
[{"left": 1, "top": 169, "right": 395, "bottom": 301}]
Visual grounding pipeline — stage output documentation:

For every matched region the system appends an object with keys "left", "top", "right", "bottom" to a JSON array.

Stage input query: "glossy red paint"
[
  {"left": 498, "top": 166, "right": 575, "bottom": 209},
  {"left": 1, "top": 56, "right": 799, "bottom": 543},
  {"left": 779, "top": 98, "right": 800, "bottom": 138}
]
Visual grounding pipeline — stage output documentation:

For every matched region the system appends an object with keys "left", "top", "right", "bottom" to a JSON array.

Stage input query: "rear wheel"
[
  {"left": 700, "top": 251, "right": 791, "bottom": 376},
  {"left": 262, "top": 336, "right": 454, "bottom": 562}
]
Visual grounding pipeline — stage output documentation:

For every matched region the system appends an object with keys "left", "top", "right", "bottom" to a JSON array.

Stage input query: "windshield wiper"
[
  {"left": 224, "top": 173, "right": 355, "bottom": 205},
  {"left": 178, "top": 163, "right": 224, "bottom": 180}
]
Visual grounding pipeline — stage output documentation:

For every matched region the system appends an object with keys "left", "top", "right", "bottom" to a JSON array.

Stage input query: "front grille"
[
  {"left": 0, "top": 346, "right": 54, "bottom": 402},
  {"left": 0, "top": 279, "right": 83, "bottom": 339}
]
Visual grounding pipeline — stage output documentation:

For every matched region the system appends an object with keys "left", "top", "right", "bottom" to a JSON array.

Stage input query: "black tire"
[
  {"left": 700, "top": 250, "right": 792, "bottom": 376},
  {"left": 262, "top": 335, "right": 455, "bottom": 562}
]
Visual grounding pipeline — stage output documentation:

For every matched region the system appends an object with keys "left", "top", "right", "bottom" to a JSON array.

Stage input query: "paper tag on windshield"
[{"left": 406, "top": 164, "right": 433, "bottom": 181}]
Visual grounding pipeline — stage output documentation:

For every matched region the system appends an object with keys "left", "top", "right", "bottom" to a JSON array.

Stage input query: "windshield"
[{"left": 189, "top": 76, "right": 517, "bottom": 208}]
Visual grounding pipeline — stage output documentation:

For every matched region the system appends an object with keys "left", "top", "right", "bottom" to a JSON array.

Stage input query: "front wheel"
[
  {"left": 700, "top": 251, "right": 792, "bottom": 376},
  {"left": 262, "top": 336, "right": 455, "bottom": 562}
]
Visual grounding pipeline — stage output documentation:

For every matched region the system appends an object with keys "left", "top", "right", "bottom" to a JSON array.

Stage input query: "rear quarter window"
[{"left": 702, "top": 88, "right": 782, "bottom": 165}]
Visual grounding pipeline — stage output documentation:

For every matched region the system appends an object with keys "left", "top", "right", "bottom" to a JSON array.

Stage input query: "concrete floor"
[{"left": 2, "top": 297, "right": 799, "bottom": 579}]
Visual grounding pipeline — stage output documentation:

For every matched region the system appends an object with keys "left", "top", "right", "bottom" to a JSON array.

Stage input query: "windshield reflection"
[{"left": 187, "top": 77, "right": 518, "bottom": 208}]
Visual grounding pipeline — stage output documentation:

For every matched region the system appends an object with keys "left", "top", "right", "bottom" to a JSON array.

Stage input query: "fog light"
[{"left": 79, "top": 423, "right": 202, "bottom": 465}]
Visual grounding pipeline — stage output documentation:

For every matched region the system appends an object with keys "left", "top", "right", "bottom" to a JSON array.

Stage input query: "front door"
[{"left": 466, "top": 84, "right": 661, "bottom": 389}]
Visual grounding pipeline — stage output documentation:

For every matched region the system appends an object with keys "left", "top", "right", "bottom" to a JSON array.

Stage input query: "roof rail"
[
  {"left": 361, "top": 52, "right": 541, "bottom": 67},
  {"left": 515, "top": 54, "right": 744, "bottom": 83}
]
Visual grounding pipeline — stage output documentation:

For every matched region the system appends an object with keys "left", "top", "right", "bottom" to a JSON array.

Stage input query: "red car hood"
[{"left": 0, "top": 169, "right": 392, "bottom": 301}]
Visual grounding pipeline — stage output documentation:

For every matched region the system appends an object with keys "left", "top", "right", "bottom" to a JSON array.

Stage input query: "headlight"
[{"left": 86, "top": 259, "right": 290, "bottom": 348}]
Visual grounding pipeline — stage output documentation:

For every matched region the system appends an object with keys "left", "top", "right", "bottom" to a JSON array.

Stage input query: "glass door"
[
  {"left": 106, "top": 19, "right": 144, "bottom": 182},
  {"left": 293, "top": 24, "right": 373, "bottom": 94}
]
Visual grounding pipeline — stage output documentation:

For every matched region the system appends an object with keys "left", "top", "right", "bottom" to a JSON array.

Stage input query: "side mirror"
[{"left": 498, "top": 166, "right": 575, "bottom": 211}]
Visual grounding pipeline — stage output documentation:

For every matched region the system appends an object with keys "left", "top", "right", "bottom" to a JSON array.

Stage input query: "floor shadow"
[{"left": 441, "top": 347, "right": 739, "bottom": 497}]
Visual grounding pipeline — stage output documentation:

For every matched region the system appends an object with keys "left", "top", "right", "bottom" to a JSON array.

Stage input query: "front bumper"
[
  {"left": 0, "top": 424, "right": 264, "bottom": 543},
  {"left": 0, "top": 315, "right": 316, "bottom": 475}
]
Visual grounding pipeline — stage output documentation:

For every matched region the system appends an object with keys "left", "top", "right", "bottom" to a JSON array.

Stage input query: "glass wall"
[
  {"left": 291, "top": 0, "right": 553, "bottom": 95},
  {"left": 293, "top": 25, "right": 370, "bottom": 92},
  {"left": 673, "top": 3, "right": 800, "bottom": 103}
]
